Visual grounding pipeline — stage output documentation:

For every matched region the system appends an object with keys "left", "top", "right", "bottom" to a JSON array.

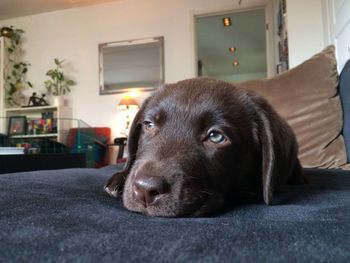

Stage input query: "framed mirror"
[{"left": 99, "top": 36, "right": 164, "bottom": 94}]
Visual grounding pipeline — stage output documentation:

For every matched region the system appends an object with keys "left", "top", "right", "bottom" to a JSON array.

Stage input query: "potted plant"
[
  {"left": 44, "top": 58, "right": 76, "bottom": 106},
  {"left": 1, "top": 26, "right": 33, "bottom": 107}
]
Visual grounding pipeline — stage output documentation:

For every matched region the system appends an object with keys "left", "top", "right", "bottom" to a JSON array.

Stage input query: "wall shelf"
[
  {"left": 4, "top": 105, "right": 58, "bottom": 113},
  {"left": 10, "top": 133, "right": 59, "bottom": 139}
]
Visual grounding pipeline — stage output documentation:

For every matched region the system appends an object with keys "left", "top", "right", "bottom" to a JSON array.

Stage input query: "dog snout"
[{"left": 133, "top": 174, "right": 170, "bottom": 206}]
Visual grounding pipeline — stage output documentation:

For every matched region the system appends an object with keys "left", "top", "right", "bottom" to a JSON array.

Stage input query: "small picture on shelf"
[{"left": 8, "top": 116, "right": 27, "bottom": 136}]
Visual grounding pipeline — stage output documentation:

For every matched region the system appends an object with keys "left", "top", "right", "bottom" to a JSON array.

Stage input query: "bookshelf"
[
  {"left": 0, "top": 37, "right": 72, "bottom": 144},
  {"left": 3, "top": 105, "right": 72, "bottom": 143}
]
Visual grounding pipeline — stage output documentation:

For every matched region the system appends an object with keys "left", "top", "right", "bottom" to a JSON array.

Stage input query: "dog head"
[{"left": 105, "top": 78, "right": 301, "bottom": 217}]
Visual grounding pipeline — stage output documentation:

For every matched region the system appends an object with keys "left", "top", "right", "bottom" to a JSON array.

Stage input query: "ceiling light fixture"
[
  {"left": 229, "top": 47, "right": 236, "bottom": 53},
  {"left": 233, "top": 61, "right": 239, "bottom": 67},
  {"left": 222, "top": 17, "right": 232, "bottom": 27}
]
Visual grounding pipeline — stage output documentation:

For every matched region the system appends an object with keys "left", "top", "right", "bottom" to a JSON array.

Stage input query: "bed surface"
[{"left": 0, "top": 165, "right": 349, "bottom": 262}]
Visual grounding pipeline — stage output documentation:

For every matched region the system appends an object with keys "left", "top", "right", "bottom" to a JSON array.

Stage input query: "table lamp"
[{"left": 118, "top": 95, "right": 139, "bottom": 135}]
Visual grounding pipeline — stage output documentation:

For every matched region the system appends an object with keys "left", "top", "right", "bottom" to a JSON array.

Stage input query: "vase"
[{"left": 53, "top": 96, "right": 66, "bottom": 107}]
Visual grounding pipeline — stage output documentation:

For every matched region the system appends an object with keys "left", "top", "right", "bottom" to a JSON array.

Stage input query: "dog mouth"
[
  {"left": 121, "top": 160, "right": 225, "bottom": 217},
  {"left": 123, "top": 184, "right": 224, "bottom": 217}
]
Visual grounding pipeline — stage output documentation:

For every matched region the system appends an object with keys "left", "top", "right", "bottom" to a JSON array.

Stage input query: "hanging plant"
[
  {"left": 1, "top": 26, "right": 32, "bottom": 107},
  {"left": 44, "top": 58, "right": 76, "bottom": 96}
]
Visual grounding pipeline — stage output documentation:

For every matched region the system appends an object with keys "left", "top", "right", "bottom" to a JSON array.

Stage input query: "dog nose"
[{"left": 133, "top": 174, "right": 170, "bottom": 206}]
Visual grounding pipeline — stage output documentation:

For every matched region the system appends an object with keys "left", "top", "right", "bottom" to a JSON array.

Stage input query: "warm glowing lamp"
[
  {"left": 233, "top": 60, "right": 239, "bottom": 67},
  {"left": 229, "top": 47, "right": 237, "bottom": 53},
  {"left": 118, "top": 95, "right": 139, "bottom": 135},
  {"left": 223, "top": 17, "right": 232, "bottom": 27}
]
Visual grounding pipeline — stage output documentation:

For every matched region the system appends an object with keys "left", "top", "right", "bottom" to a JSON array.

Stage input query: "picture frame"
[{"left": 8, "top": 116, "right": 27, "bottom": 136}]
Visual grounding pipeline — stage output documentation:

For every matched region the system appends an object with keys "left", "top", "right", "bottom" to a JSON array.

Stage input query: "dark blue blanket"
[{"left": 0, "top": 166, "right": 349, "bottom": 262}]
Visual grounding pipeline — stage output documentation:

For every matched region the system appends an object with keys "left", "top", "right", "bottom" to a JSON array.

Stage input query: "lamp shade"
[{"left": 118, "top": 95, "right": 139, "bottom": 110}]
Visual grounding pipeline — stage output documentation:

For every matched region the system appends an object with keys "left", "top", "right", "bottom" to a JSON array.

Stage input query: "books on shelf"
[{"left": 26, "top": 111, "right": 57, "bottom": 136}]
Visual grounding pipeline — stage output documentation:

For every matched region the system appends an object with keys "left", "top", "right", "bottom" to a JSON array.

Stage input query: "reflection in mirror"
[{"left": 99, "top": 36, "right": 164, "bottom": 94}]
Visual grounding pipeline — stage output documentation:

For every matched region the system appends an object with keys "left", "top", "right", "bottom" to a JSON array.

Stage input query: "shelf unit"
[
  {"left": 273, "top": 0, "right": 289, "bottom": 74},
  {"left": 2, "top": 105, "right": 72, "bottom": 143},
  {"left": 10, "top": 133, "right": 58, "bottom": 139},
  {"left": 0, "top": 37, "right": 73, "bottom": 146}
]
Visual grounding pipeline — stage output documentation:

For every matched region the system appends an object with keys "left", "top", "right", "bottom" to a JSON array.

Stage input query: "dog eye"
[
  {"left": 207, "top": 130, "right": 226, "bottom": 144},
  {"left": 143, "top": 121, "right": 156, "bottom": 130}
]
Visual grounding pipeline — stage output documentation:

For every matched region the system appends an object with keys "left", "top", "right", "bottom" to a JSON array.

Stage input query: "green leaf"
[
  {"left": 45, "top": 80, "right": 53, "bottom": 85},
  {"left": 9, "top": 84, "right": 16, "bottom": 94},
  {"left": 66, "top": 80, "right": 76, "bottom": 86},
  {"left": 58, "top": 72, "right": 64, "bottom": 81},
  {"left": 54, "top": 58, "right": 60, "bottom": 66},
  {"left": 46, "top": 69, "right": 54, "bottom": 76}
]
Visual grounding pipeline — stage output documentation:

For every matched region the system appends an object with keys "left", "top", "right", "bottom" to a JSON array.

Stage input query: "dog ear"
[
  {"left": 104, "top": 98, "right": 149, "bottom": 197},
  {"left": 253, "top": 95, "right": 301, "bottom": 205},
  {"left": 256, "top": 109, "right": 277, "bottom": 204},
  {"left": 123, "top": 108, "right": 143, "bottom": 170}
]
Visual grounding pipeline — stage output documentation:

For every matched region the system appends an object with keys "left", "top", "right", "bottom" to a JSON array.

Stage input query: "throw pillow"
[{"left": 237, "top": 45, "right": 347, "bottom": 168}]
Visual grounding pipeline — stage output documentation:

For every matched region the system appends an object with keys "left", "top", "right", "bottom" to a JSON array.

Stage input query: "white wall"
[
  {"left": 286, "top": 0, "right": 325, "bottom": 67},
  {"left": 0, "top": 0, "right": 325, "bottom": 137},
  {"left": 322, "top": 0, "right": 350, "bottom": 72},
  {"left": 1, "top": 0, "right": 269, "bottom": 137}
]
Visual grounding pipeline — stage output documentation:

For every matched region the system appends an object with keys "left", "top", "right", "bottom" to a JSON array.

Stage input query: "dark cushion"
[
  {"left": 0, "top": 166, "right": 349, "bottom": 262},
  {"left": 340, "top": 60, "right": 350, "bottom": 162}
]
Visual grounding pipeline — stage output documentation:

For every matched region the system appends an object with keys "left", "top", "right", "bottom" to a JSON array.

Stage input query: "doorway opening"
[{"left": 195, "top": 8, "right": 268, "bottom": 83}]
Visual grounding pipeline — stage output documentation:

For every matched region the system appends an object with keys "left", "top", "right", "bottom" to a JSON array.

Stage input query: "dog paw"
[
  {"left": 104, "top": 184, "right": 122, "bottom": 198},
  {"left": 104, "top": 171, "right": 127, "bottom": 198}
]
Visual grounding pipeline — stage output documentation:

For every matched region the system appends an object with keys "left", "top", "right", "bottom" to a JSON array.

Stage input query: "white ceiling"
[
  {"left": 0, "top": 0, "right": 121, "bottom": 20},
  {"left": 196, "top": 8, "right": 267, "bottom": 77}
]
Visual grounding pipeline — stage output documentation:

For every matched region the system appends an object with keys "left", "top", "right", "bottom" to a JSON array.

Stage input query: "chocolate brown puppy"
[{"left": 105, "top": 78, "right": 303, "bottom": 217}]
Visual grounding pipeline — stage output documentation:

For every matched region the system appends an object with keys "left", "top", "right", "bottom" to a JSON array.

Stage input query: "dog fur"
[{"left": 105, "top": 78, "right": 303, "bottom": 217}]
